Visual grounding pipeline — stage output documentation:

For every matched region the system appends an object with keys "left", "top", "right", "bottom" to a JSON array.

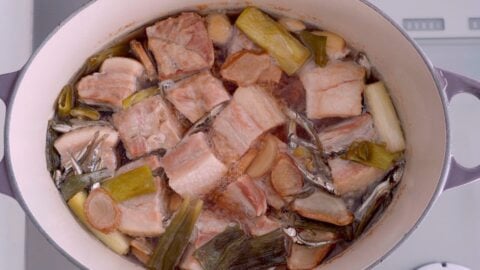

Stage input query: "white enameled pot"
[{"left": 1, "top": 0, "right": 480, "bottom": 269}]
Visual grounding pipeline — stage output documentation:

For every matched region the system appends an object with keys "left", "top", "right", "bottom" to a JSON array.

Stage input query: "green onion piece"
[
  {"left": 122, "top": 87, "right": 161, "bottom": 109},
  {"left": 102, "top": 165, "right": 156, "bottom": 202},
  {"left": 235, "top": 7, "right": 310, "bottom": 75},
  {"left": 300, "top": 31, "right": 328, "bottom": 67},
  {"left": 161, "top": 200, "right": 203, "bottom": 270},
  {"left": 46, "top": 120, "right": 60, "bottom": 174},
  {"left": 57, "top": 84, "right": 75, "bottom": 118},
  {"left": 194, "top": 225, "right": 247, "bottom": 270},
  {"left": 342, "top": 141, "right": 402, "bottom": 170},
  {"left": 148, "top": 198, "right": 203, "bottom": 270},
  {"left": 60, "top": 169, "right": 112, "bottom": 201},
  {"left": 70, "top": 106, "right": 101, "bottom": 121},
  {"left": 83, "top": 43, "right": 130, "bottom": 75}
]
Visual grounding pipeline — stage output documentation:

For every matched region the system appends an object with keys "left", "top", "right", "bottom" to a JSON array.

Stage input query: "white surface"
[
  {"left": 369, "top": 0, "right": 480, "bottom": 39},
  {"left": 0, "top": 194, "right": 25, "bottom": 270},
  {"left": 0, "top": 0, "right": 33, "bottom": 74}
]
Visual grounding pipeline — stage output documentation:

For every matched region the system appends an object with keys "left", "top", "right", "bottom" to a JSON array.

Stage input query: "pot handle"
[
  {"left": 437, "top": 68, "right": 480, "bottom": 190},
  {"left": 0, "top": 71, "right": 19, "bottom": 198}
]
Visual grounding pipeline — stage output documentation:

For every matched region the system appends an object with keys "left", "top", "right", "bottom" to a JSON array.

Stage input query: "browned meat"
[
  {"left": 299, "top": 60, "right": 366, "bottom": 119},
  {"left": 115, "top": 154, "right": 162, "bottom": 175},
  {"left": 211, "top": 85, "right": 285, "bottom": 163},
  {"left": 112, "top": 95, "right": 183, "bottom": 159},
  {"left": 146, "top": 12, "right": 214, "bottom": 80},
  {"left": 77, "top": 57, "right": 144, "bottom": 110},
  {"left": 165, "top": 71, "right": 230, "bottom": 122},
  {"left": 273, "top": 75, "right": 306, "bottom": 112},
  {"left": 53, "top": 125, "right": 119, "bottom": 172},
  {"left": 287, "top": 243, "right": 333, "bottom": 270},
  {"left": 245, "top": 215, "right": 282, "bottom": 236},
  {"left": 220, "top": 51, "right": 282, "bottom": 86},
  {"left": 318, "top": 114, "right": 377, "bottom": 154},
  {"left": 217, "top": 175, "right": 267, "bottom": 218},
  {"left": 161, "top": 132, "right": 227, "bottom": 198},
  {"left": 117, "top": 177, "right": 168, "bottom": 237},
  {"left": 292, "top": 191, "right": 353, "bottom": 226},
  {"left": 328, "top": 158, "right": 385, "bottom": 196}
]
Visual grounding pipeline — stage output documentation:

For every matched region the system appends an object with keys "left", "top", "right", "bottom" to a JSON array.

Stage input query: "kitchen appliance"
[{"left": 1, "top": 0, "right": 480, "bottom": 269}]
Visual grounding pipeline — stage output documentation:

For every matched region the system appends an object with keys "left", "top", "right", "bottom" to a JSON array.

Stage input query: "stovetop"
[{"left": 1, "top": 0, "right": 479, "bottom": 269}]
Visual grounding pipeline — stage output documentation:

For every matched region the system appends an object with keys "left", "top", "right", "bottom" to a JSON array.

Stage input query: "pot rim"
[{"left": 4, "top": 1, "right": 451, "bottom": 269}]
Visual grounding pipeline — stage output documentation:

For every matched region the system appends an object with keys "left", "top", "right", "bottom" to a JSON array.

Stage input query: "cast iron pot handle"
[
  {"left": 0, "top": 71, "right": 19, "bottom": 198},
  {"left": 437, "top": 68, "right": 480, "bottom": 190}
]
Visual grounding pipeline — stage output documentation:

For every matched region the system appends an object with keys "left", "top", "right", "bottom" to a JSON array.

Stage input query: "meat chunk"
[
  {"left": 118, "top": 177, "right": 168, "bottom": 236},
  {"left": 328, "top": 158, "right": 385, "bottom": 196},
  {"left": 299, "top": 60, "right": 366, "bottom": 119},
  {"left": 220, "top": 51, "right": 282, "bottom": 86},
  {"left": 165, "top": 71, "right": 230, "bottom": 122},
  {"left": 318, "top": 114, "right": 377, "bottom": 154},
  {"left": 254, "top": 177, "right": 286, "bottom": 210},
  {"left": 53, "top": 125, "right": 119, "bottom": 172},
  {"left": 112, "top": 95, "right": 183, "bottom": 159},
  {"left": 227, "top": 26, "right": 260, "bottom": 56},
  {"left": 161, "top": 132, "right": 227, "bottom": 198},
  {"left": 194, "top": 210, "right": 231, "bottom": 247},
  {"left": 217, "top": 175, "right": 267, "bottom": 218},
  {"left": 212, "top": 85, "right": 285, "bottom": 163},
  {"left": 146, "top": 12, "right": 214, "bottom": 80},
  {"left": 77, "top": 57, "right": 144, "bottom": 110},
  {"left": 292, "top": 191, "right": 353, "bottom": 226},
  {"left": 245, "top": 215, "right": 282, "bottom": 236},
  {"left": 115, "top": 154, "right": 162, "bottom": 175}
]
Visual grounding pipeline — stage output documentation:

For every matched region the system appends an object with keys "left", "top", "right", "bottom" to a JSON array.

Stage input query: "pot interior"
[{"left": 7, "top": 0, "right": 447, "bottom": 269}]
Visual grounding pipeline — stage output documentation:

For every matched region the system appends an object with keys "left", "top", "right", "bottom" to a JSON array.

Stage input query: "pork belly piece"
[
  {"left": 146, "top": 12, "right": 214, "bottom": 80},
  {"left": 245, "top": 215, "right": 282, "bottom": 236},
  {"left": 77, "top": 57, "right": 144, "bottom": 110},
  {"left": 254, "top": 177, "right": 286, "bottom": 210},
  {"left": 117, "top": 177, "right": 167, "bottom": 237},
  {"left": 217, "top": 175, "right": 267, "bottom": 218},
  {"left": 115, "top": 154, "right": 161, "bottom": 175},
  {"left": 161, "top": 132, "right": 227, "bottom": 198},
  {"left": 328, "top": 158, "right": 385, "bottom": 196},
  {"left": 53, "top": 125, "right": 119, "bottom": 172},
  {"left": 211, "top": 85, "right": 285, "bottom": 163},
  {"left": 220, "top": 51, "right": 282, "bottom": 86},
  {"left": 112, "top": 95, "right": 183, "bottom": 159},
  {"left": 180, "top": 211, "right": 231, "bottom": 270},
  {"left": 292, "top": 191, "right": 353, "bottom": 226},
  {"left": 299, "top": 60, "right": 366, "bottom": 119},
  {"left": 227, "top": 26, "right": 260, "bottom": 56},
  {"left": 165, "top": 71, "right": 230, "bottom": 122},
  {"left": 318, "top": 114, "right": 377, "bottom": 154},
  {"left": 130, "top": 237, "right": 153, "bottom": 265}
]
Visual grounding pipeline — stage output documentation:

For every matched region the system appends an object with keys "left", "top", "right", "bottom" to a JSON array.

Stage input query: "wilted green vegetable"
[
  {"left": 57, "top": 84, "right": 75, "bottom": 118},
  {"left": 83, "top": 43, "right": 130, "bottom": 75},
  {"left": 46, "top": 121, "right": 60, "bottom": 174},
  {"left": 148, "top": 198, "right": 203, "bottom": 270},
  {"left": 60, "top": 169, "right": 112, "bottom": 201},
  {"left": 102, "top": 165, "right": 156, "bottom": 202},
  {"left": 343, "top": 141, "right": 402, "bottom": 170},
  {"left": 196, "top": 227, "right": 288, "bottom": 270},
  {"left": 300, "top": 31, "right": 328, "bottom": 67},
  {"left": 70, "top": 106, "right": 101, "bottom": 121},
  {"left": 236, "top": 7, "right": 310, "bottom": 75},
  {"left": 195, "top": 225, "right": 247, "bottom": 270},
  {"left": 122, "top": 87, "right": 161, "bottom": 109}
]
